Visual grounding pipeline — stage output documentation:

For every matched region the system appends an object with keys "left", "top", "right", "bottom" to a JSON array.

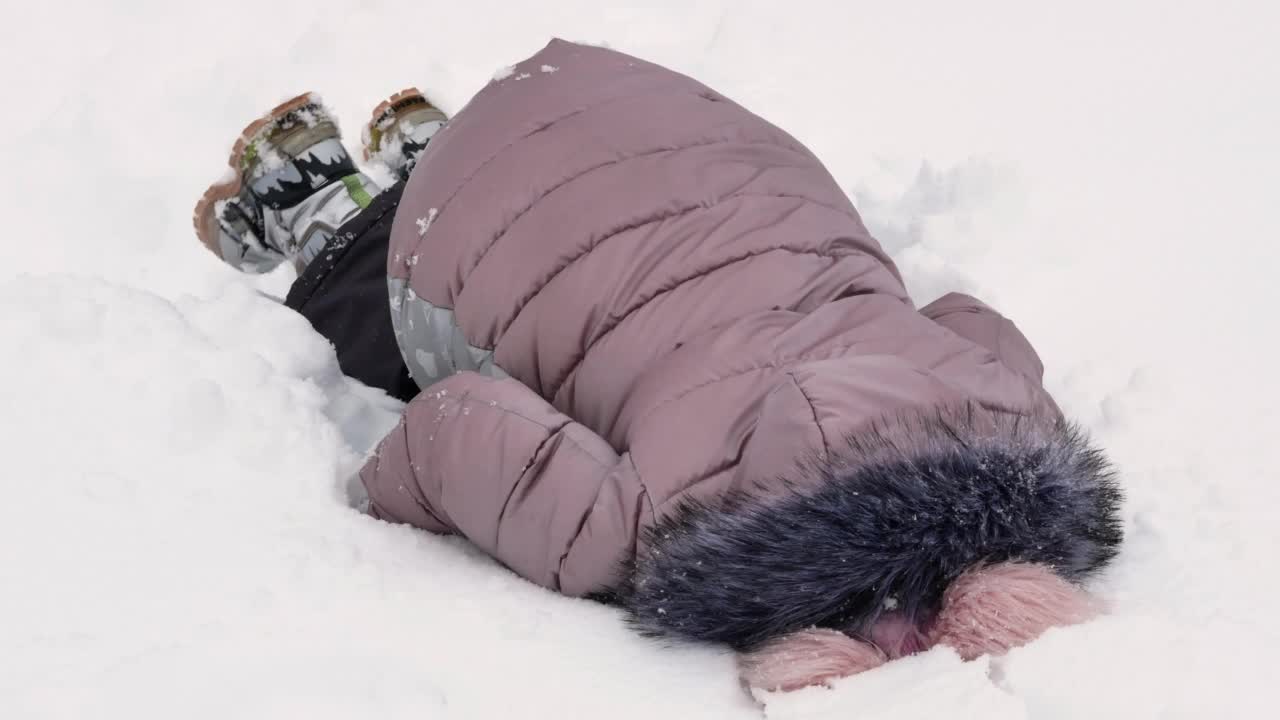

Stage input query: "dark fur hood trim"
[{"left": 611, "top": 405, "right": 1124, "bottom": 650}]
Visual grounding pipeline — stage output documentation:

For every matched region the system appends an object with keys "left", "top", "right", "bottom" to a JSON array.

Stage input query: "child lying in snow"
[{"left": 194, "top": 39, "right": 1122, "bottom": 692}]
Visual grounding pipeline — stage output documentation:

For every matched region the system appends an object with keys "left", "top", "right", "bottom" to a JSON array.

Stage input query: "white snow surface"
[{"left": 2, "top": 1, "right": 1278, "bottom": 718}]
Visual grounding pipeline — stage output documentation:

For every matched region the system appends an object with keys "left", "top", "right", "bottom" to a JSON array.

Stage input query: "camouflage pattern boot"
[
  {"left": 361, "top": 87, "right": 448, "bottom": 181},
  {"left": 193, "top": 93, "right": 382, "bottom": 273}
]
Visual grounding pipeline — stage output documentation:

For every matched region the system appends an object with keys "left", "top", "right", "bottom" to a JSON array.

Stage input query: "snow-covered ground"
[{"left": 2, "top": 1, "right": 1277, "bottom": 717}]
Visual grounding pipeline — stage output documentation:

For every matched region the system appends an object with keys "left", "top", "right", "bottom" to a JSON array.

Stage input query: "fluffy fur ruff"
[{"left": 610, "top": 405, "right": 1123, "bottom": 651}]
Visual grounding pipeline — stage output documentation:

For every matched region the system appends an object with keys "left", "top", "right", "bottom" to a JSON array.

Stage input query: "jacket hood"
[{"left": 611, "top": 403, "right": 1124, "bottom": 650}]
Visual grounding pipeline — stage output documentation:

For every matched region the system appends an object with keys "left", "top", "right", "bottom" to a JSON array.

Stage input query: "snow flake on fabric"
[{"left": 416, "top": 208, "right": 438, "bottom": 237}]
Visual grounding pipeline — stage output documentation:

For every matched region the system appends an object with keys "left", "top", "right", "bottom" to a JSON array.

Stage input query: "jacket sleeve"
[
  {"left": 919, "top": 292, "right": 1047, "bottom": 384},
  {"left": 359, "top": 371, "right": 648, "bottom": 595}
]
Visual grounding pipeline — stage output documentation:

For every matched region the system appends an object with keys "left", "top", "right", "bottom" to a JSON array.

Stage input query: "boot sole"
[
  {"left": 362, "top": 87, "right": 427, "bottom": 161},
  {"left": 192, "top": 92, "right": 318, "bottom": 258}
]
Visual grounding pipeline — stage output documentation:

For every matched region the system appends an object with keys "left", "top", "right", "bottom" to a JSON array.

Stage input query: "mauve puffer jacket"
[{"left": 358, "top": 41, "right": 1118, "bottom": 644}]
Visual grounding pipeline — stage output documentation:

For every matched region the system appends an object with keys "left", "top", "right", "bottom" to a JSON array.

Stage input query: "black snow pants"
[{"left": 283, "top": 182, "right": 420, "bottom": 402}]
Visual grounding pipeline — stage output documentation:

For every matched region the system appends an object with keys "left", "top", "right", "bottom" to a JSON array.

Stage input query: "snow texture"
[{"left": 1, "top": 1, "right": 1278, "bottom": 718}]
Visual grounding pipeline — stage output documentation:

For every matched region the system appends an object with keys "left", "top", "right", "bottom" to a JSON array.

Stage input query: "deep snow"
[{"left": 2, "top": 1, "right": 1278, "bottom": 718}]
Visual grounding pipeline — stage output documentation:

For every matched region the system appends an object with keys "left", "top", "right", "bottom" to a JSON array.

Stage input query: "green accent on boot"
[
  {"left": 241, "top": 141, "right": 260, "bottom": 173},
  {"left": 340, "top": 174, "right": 374, "bottom": 209}
]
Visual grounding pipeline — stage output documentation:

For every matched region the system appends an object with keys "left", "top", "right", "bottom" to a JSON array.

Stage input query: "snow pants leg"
[{"left": 283, "top": 181, "right": 420, "bottom": 402}]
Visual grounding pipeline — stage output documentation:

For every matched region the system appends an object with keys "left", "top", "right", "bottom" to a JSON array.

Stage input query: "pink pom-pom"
[
  {"left": 931, "top": 562, "right": 1101, "bottom": 660},
  {"left": 737, "top": 628, "right": 887, "bottom": 692}
]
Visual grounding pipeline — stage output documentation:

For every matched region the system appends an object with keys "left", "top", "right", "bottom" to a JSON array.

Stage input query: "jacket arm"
[
  {"left": 359, "top": 372, "right": 646, "bottom": 595},
  {"left": 919, "top": 292, "right": 1047, "bottom": 384}
]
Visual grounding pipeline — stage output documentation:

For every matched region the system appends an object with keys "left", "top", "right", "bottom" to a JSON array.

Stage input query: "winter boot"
[
  {"left": 362, "top": 88, "right": 448, "bottom": 181},
  {"left": 193, "top": 92, "right": 382, "bottom": 273}
]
